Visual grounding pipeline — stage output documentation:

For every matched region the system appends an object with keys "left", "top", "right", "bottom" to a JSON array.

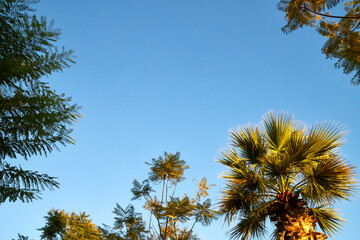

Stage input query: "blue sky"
[{"left": 1, "top": 0, "right": 360, "bottom": 239}]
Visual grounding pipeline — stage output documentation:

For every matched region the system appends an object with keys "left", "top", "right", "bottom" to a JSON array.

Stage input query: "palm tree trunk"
[{"left": 269, "top": 191, "right": 328, "bottom": 240}]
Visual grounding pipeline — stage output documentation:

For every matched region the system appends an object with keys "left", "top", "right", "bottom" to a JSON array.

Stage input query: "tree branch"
[{"left": 303, "top": 5, "right": 360, "bottom": 19}]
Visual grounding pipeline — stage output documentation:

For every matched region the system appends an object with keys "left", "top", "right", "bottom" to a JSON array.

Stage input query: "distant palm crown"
[{"left": 218, "top": 112, "right": 356, "bottom": 240}]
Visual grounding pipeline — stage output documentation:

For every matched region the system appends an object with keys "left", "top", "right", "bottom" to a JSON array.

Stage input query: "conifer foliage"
[
  {"left": 100, "top": 152, "right": 218, "bottom": 240},
  {"left": 278, "top": 0, "right": 360, "bottom": 85},
  {"left": 0, "top": 0, "right": 81, "bottom": 203}
]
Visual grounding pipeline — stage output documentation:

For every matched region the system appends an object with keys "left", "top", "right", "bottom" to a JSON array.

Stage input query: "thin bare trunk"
[
  {"left": 161, "top": 175, "right": 166, "bottom": 205},
  {"left": 164, "top": 179, "right": 169, "bottom": 238},
  {"left": 186, "top": 217, "right": 198, "bottom": 240},
  {"left": 171, "top": 182, "right": 177, "bottom": 198},
  {"left": 147, "top": 212, "right": 153, "bottom": 239},
  {"left": 165, "top": 179, "right": 169, "bottom": 206}
]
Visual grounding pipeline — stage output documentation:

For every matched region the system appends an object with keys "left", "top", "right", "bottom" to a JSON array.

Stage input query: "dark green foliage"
[
  {"left": 12, "top": 234, "right": 33, "bottom": 240},
  {"left": 38, "top": 209, "right": 67, "bottom": 240},
  {"left": 100, "top": 204, "right": 146, "bottom": 240},
  {"left": 0, "top": 0, "right": 81, "bottom": 203},
  {"left": 0, "top": 162, "right": 59, "bottom": 202},
  {"left": 99, "top": 225, "right": 125, "bottom": 240},
  {"left": 131, "top": 179, "right": 153, "bottom": 200},
  {"left": 278, "top": 0, "right": 360, "bottom": 85}
]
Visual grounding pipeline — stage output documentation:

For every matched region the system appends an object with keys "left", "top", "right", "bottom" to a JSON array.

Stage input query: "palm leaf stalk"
[{"left": 218, "top": 112, "right": 356, "bottom": 240}]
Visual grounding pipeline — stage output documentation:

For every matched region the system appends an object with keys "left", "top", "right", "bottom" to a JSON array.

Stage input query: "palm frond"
[
  {"left": 262, "top": 154, "right": 294, "bottom": 181},
  {"left": 306, "top": 122, "right": 346, "bottom": 158},
  {"left": 302, "top": 155, "right": 356, "bottom": 206},
  {"left": 217, "top": 147, "right": 242, "bottom": 168},
  {"left": 219, "top": 147, "right": 267, "bottom": 194},
  {"left": 262, "top": 112, "right": 295, "bottom": 152},
  {"left": 224, "top": 165, "right": 267, "bottom": 195},
  {"left": 309, "top": 207, "right": 345, "bottom": 237},
  {"left": 218, "top": 183, "right": 262, "bottom": 224},
  {"left": 230, "top": 125, "right": 266, "bottom": 166},
  {"left": 228, "top": 202, "right": 269, "bottom": 240}
]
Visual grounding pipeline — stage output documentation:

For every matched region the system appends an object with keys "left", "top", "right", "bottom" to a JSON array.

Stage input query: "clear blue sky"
[{"left": 1, "top": 0, "right": 359, "bottom": 239}]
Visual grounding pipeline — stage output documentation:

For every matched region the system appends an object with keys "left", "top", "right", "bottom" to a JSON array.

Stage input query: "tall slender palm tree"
[{"left": 218, "top": 112, "right": 356, "bottom": 240}]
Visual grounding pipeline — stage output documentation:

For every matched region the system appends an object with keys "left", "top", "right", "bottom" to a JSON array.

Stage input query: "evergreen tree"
[
  {"left": 278, "top": 0, "right": 360, "bottom": 85},
  {"left": 0, "top": 0, "right": 81, "bottom": 203},
  {"left": 218, "top": 112, "right": 356, "bottom": 240}
]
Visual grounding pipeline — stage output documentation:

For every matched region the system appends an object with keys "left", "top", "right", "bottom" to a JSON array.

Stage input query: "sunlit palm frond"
[
  {"left": 219, "top": 183, "right": 262, "bottom": 224},
  {"left": 262, "top": 112, "right": 295, "bottom": 152},
  {"left": 228, "top": 203, "right": 268, "bottom": 240},
  {"left": 224, "top": 163, "right": 267, "bottom": 195},
  {"left": 230, "top": 125, "right": 267, "bottom": 166},
  {"left": 282, "top": 127, "right": 312, "bottom": 168},
  {"left": 217, "top": 147, "right": 242, "bottom": 168},
  {"left": 262, "top": 154, "right": 294, "bottom": 181},
  {"left": 309, "top": 207, "right": 345, "bottom": 237},
  {"left": 301, "top": 155, "right": 356, "bottom": 206},
  {"left": 219, "top": 147, "right": 267, "bottom": 194},
  {"left": 306, "top": 122, "right": 346, "bottom": 158}
]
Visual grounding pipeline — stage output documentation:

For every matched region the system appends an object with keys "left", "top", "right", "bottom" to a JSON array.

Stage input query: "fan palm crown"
[{"left": 218, "top": 112, "right": 356, "bottom": 240}]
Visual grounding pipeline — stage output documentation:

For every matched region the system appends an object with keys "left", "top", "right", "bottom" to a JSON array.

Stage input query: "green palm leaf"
[
  {"left": 309, "top": 207, "right": 345, "bottom": 237},
  {"left": 228, "top": 202, "right": 268, "bottom": 240}
]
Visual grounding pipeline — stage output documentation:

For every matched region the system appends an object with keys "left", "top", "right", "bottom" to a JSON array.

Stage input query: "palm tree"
[{"left": 217, "top": 112, "right": 356, "bottom": 240}]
